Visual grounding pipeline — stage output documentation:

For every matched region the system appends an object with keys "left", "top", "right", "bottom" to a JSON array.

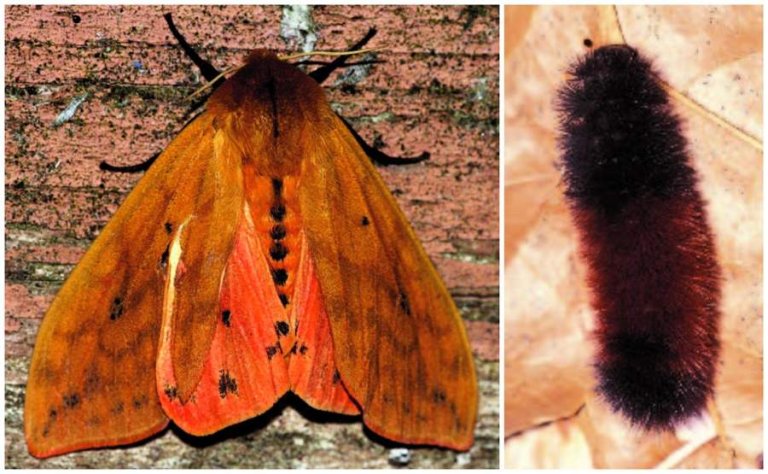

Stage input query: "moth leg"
[
  {"left": 164, "top": 13, "right": 222, "bottom": 85},
  {"left": 100, "top": 14, "right": 219, "bottom": 173},
  {"left": 163, "top": 13, "right": 224, "bottom": 115},
  {"left": 308, "top": 27, "right": 429, "bottom": 165},
  {"left": 100, "top": 152, "right": 159, "bottom": 173},
  {"left": 309, "top": 27, "right": 377, "bottom": 84},
  {"left": 100, "top": 107, "right": 206, "bottom": 172},
  {"left": 338, "top": 114, "right": 430, "bottom": 166}
]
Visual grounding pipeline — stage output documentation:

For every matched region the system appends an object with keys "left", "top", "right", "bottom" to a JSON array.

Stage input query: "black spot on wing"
[
  {"left": 266, "top": 345, "right": 281, "bottom": 360},
  {"left": 164, "top": 222, "right": 173, "bottom": 234},
  {"left": 361, "top": 216, "right": 370, "bottom": 226},
  {"left": 398, "top": 291, "right": 411, "bottom": 316},
  {"left": 160, "top": 244, "right": 169, "bottom": 271},
  {"left": 109, "top": 297, "right": 124, "bottom": 321},
  {"left": 299, "top": 344, "right": 308, "bottom": 355},
  {"left": 218, "top": 371, "right": 238, "bottom": 398},
  {"left": 279, "top": 294, "right": 290, "bottom": 307},
  {"left": 133, "top": 395, "right": 148, "bottom": 409},
  {"left": 432, "top": 388, "right": 447, "bottom": 404},
  {"left": 332, "top": 370, "right": 341, "bottom": 385},
  {"left": 63, "top": 393, "right": 80, "bottom": 409},
  {"left": 276, "top": 321, "right": 290, "bottom": 336},
  {"left": 164, "top": 385, "right": 178, "bottom": 401},
  {"left": 221, "top": 310, "right": 231, "bottom": 327}
]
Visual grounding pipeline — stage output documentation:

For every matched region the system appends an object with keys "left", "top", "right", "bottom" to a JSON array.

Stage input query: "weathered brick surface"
[{"left": 5, "top": 5, "right": 499, "bottom": 468}]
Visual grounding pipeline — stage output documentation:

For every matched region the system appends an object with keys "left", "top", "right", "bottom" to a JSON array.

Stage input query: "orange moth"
[{"left": 24, "top": 14, "right": 478, "bottom": 458}]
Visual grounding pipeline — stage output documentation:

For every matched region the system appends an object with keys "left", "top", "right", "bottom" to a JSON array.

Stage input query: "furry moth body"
[
  {"left": 24, "top": 48, "right": 477, "bottom": 458},
  {"left": 557, "top": 45, "right": 721, "bottom": 429}
]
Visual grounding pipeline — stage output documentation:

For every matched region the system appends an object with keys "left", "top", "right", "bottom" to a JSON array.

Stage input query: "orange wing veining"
[
  {"left": 167, "top": 128, "right": 245, "bottom": 402},
  {"left": 157, "top": 214, "right": 290, "bottom": 435},
  {"left": 242, "top": 173, "right": 359, "bottom": 415},
  {"left": 26, "top": 48, "right": 471, "bottom": 457},
  {"left": 244, "top": 175, "right": 359, "bottom": 415},
  {"left": 24, "top": 114, "right": 219, "bottom": 458},
  {"left": 298, "top": 116, "right": 478, "bottom": 450},
  {"left": 288, "top": 235, "right": 360, "bottom": 415},
  {"left": 159, "top": 172, "right": 358, "bottom": 433}
]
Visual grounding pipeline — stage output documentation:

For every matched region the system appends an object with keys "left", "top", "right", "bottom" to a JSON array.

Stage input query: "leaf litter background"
[{"left": 504, "top": 5, "right": 762, "bottom": 469}]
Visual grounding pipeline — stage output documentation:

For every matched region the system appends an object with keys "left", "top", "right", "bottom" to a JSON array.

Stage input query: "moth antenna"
[
  {"left": 284, "top": 39, "right": 428, "bottom": 165},
  {"left": 300, "top": 59, "right": 383, "bottom": 67},
  {"left": 299, "top": 28, "right": 427, "bottom": 166},
  {"left": 101, "top": 13, "right": 223, "bottom": 174},
  {"left": 186, "top": 65, "right": 243, "bottom": 101},
  {"left": 187, "top": 42, "right": 383, "bottom": 101},
  {"left": 279, "top": 47, "right": 386, "bottom": 62}
]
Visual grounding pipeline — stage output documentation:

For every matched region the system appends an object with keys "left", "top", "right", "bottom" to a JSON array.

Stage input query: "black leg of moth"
[
  {"left": 306, "top": 27, "right": 430, "bottom": 166},
  {"left": 99, "top": 110, "right": 202, "bottom": 172},
  {"left": 308, "top": 27, "right": 378, "bottom": 84},
  {"left": 163, "top": 12, "right": 225, "bottom": 112},
  {"left": 338, "top": 114, "right": 430, "bottom": 166},
  {"left": 164, "top": 13, "right": 223, "bottom": 85},
  {"left": 100, "top": 13, "right": 224, "bottom": 174},
  {"left": 102, "top": 20, "right": 426, "bottom": 172},
  {"left": 99, "top": 153, "right": 160, "bottom": 173}
]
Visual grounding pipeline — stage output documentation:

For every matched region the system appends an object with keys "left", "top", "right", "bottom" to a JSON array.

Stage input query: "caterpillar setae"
[{"left": 557, "top": 44, "right": 721, "bottom": 430}]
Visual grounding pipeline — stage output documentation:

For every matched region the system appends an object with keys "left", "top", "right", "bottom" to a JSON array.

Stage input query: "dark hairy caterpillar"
[{"left": 557, "top": 45, "right": 721, "bottom": 429}]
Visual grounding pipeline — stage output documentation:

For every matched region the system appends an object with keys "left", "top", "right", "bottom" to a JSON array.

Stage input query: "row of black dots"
[{"left": 270, "top": 178, "right": 290, "bottom": 308}]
